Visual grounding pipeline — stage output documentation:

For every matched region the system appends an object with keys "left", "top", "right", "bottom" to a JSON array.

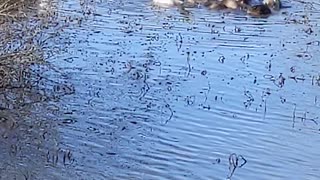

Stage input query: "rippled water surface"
[{"left": 1, "top": 0, "right": 320, "bottom": 179}]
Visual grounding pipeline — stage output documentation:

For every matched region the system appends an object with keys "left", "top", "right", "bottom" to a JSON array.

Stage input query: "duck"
[
  {"left": 203, "top": 0, "right": 229, "bottom": 10},
  {"left": 152, "top": 0, "right": 183, "bottom": 7},
  {"left": 245, "top": 4, "right": 272, "bottom": 17},
  {"left": 204, "top": 0, "right": 282, "bottom": 14},
  {"left": 240, "top": 0, "right": 281, "bottom": 16},
  {"left": 153, "top": 0, "right": 209, "bottom": 8},
  {"left": 223, "top": 0, "right": 242, "bottom": 9},
  {"left": 263, "top": 0, "right": 281, "bottom": 10},
  {"left": 182, "top": 0, "right": 213, "bottom": 8},
  {"left": 152, "top": 0, "right": 282, "bottom": 16},
  {"left": 152, "top": 0, "right": 237, "bottom": 8},
  {"left": 203, "top": 0, "right": 245, "bottom": 10},
  {"left": 152, "top": 0, "right": 192, "bottom": 15}
]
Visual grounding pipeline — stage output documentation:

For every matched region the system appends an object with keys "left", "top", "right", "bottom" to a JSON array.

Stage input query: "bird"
[
  {"left": 263, "top": 0, "right": 282, "bottom": 10},
  {"left": 240, "top": 0, "right": 281, "bottom": 16},
  {"left": 246, "top": 4, "right": 272, "bottom": 17},
  {"left": 152, "top": 0, "right": 183, "bottom": 7},
  {"left": 152, "top": 0, "right": 282, "bottom": 16},
  {"left": 152, "top": 0, "right": 192, "bottom": 15}
]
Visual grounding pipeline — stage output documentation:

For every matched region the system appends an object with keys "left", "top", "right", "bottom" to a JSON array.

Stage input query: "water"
[{"left": 1, "top": 0, "right": 320, "bottom": 179}]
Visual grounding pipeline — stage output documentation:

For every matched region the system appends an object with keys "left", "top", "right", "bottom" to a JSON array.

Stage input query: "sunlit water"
[{"left": 1, "top": 0, "right": 320, "bottom": 179}]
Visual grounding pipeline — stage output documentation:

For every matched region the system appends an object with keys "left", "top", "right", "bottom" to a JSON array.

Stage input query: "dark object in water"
[{"left": 247, "top": 4, "right": 272, "bottom": 17}]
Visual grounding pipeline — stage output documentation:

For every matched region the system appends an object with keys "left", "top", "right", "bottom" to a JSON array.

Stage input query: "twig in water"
[
  {"left": 164, "top": 103, "right": 173, "bottom": 124},
  {"left": 292, "top": 104, "right": 296, "bottom": 128},
  {"left": 186, "top": 51, "right": 191, "bottom": 77}
]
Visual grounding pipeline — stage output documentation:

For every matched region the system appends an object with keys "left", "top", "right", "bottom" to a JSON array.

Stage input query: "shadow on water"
[
  {"left": 1, "top": 0, "right": 320, "bottom": 179},
  {"left": 0, "top": 0, "right": 76, "bottom": 179}
]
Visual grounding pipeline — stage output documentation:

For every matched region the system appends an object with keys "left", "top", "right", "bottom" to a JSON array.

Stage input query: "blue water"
[{"left": 1, "top": 0, "right": 320, "bottom": 179}]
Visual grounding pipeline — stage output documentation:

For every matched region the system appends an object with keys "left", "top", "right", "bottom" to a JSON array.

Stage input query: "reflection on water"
[
  {"left": 1, "top": 0, "right": 320, "bottom": 179},
  {"left": 0, "top": 0, "right": 75, "bottom": 179}
]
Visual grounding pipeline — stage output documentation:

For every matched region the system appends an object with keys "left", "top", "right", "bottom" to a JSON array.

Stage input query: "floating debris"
[{"left": 227, "top": 153, "right": 247, "bottom": 180}]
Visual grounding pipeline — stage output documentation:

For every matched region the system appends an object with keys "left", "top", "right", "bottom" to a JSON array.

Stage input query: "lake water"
[{"left": 1, "top": 0, "right": 320, "bottom": 179}]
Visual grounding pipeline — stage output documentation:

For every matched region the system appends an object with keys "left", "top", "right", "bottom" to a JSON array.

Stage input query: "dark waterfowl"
[
  {"left": 242, "top": 0, "right": 281, "bottom": 10},
  {"left": 246, "top": 4, "right": 272, "bottom": 17},
  {"left": 240, "top": 0, "right": 281, "bottom": 16}
]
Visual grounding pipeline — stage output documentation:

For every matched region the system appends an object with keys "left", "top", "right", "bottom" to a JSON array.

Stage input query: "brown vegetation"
[{"left": 0, "top": 0, "right": 60, "bottom": 107}]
